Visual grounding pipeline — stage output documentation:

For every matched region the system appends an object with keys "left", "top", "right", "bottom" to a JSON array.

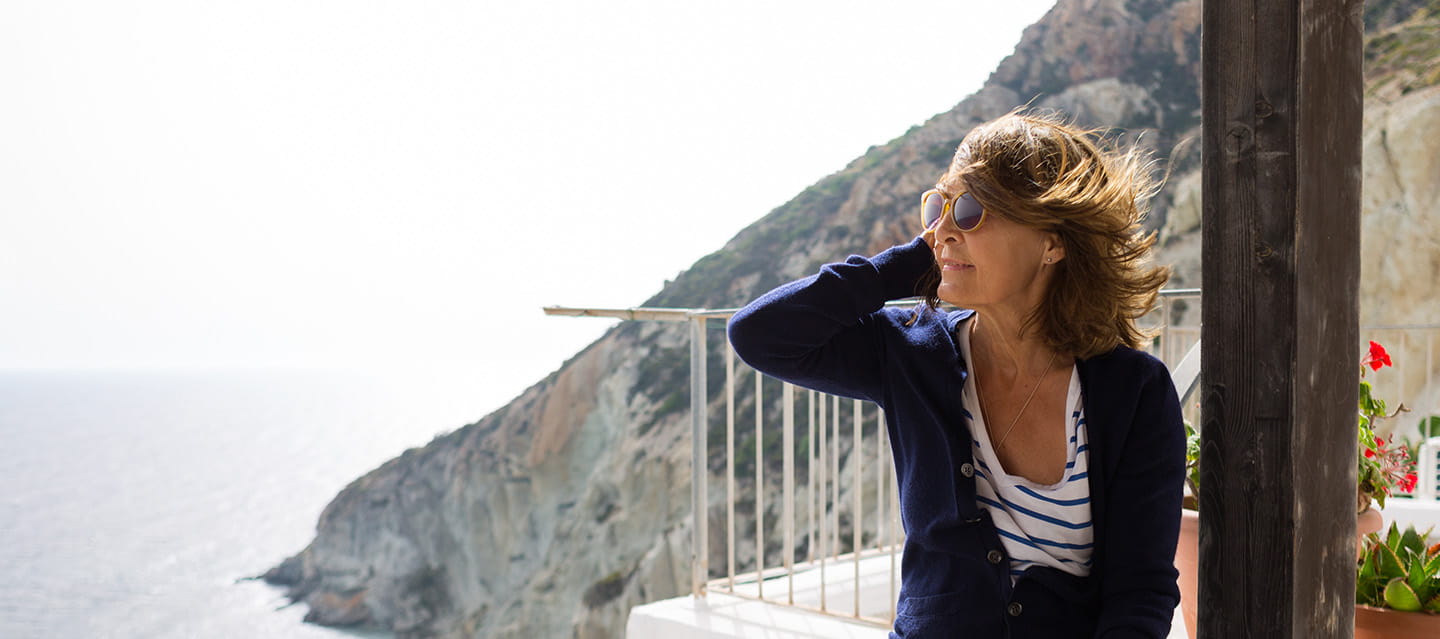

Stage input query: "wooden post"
[{"left": 1200, "top": 1, "right": 1363, "bottom": 637}]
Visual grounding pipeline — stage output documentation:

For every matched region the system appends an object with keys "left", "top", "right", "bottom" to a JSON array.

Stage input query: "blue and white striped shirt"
[{"left": 958, "top": 321, "right": 1094, "bottom": 582}]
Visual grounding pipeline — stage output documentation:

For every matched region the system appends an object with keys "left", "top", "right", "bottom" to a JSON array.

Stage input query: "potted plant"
[
  {"left": 1358, "top": 341, "right": 1418, "bottom": 515},
  {"left": 1354, "top": 522, "right": 1440, "bottom": 638},
  {"left": 1173, "top": 341, "right": 1416, "bottom": 639}
]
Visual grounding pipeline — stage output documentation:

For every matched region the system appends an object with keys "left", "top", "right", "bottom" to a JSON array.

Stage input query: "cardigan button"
[
  {"left": 987, "top": 550, "right": 1004, "bottom": 564},
  {"left": 1007, "top": 602, "right": 1024, "bottom": 617},
  {"left": 960, "top": 463, "right": 974, "bottom": 478}
]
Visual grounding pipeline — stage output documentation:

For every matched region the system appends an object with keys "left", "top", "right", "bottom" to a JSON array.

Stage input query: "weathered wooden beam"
[{"left": 1199, "top": 0, "right": 1363, "bottom": 637}]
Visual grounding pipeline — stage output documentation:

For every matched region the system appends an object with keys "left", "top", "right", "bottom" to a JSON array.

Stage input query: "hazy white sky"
[{"left": 1, "top": 0, "right": 1055, "bottom": 416}]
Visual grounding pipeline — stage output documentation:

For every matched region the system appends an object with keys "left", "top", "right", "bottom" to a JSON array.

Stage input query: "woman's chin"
[{"left": 935, "top": 285, "right": 972, "bottom": 309}]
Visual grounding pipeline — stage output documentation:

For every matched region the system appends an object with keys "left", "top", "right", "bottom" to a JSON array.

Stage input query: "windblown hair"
[{"left": 918, "top": 109, "right": 1171, "bottom": 359}]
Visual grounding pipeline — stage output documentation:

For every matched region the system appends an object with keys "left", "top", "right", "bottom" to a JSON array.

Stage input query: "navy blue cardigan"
[{"left": 727, "top": 237, "right": 1184, "bottom": 639}]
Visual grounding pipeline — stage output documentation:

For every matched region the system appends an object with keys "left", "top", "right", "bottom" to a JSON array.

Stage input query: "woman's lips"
[{"left": 939, "top": 259, "right": 973, "bottom": 271}]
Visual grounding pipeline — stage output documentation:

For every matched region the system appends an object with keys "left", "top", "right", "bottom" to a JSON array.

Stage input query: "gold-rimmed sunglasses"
[{"left": 919, "top": 189, "right": 987, "bottom": 232}]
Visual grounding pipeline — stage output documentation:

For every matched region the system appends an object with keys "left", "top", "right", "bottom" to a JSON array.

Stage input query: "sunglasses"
[{"left": 920, "top": 189, "right": 986, "bottom": 232}]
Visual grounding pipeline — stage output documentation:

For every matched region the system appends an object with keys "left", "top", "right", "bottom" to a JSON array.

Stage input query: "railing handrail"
[
  {"left": 543, "top": 300, "right": 934, "bottom": 322},
  {"left": 543, "top": 290, "right": 1209, "bottom": 324}
]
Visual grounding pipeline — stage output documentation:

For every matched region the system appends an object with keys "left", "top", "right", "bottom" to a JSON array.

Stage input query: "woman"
[{"left": 727, "top": 111, "right": 1184, "bottom": 639}]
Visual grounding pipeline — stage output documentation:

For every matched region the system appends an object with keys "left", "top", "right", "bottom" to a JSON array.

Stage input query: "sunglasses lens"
[
  {"left": 921, "top": 191, "right": 945, "bottom": 229},
  {"left": 952, "top": 193, "right": 985, "bottom": 231}
]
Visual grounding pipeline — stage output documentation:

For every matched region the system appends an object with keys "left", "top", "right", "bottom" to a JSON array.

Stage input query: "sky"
[{"left": 0, "top": 0, "right": 1057, "bottom": 417}]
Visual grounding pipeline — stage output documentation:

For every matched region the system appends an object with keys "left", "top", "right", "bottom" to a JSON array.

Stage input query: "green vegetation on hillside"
[{"left": 1365, "top": 2, "right": 1440, "bottom": 94}]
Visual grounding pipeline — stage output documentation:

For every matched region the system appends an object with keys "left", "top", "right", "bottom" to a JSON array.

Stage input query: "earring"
[{"left": 1045, "top": 257, "right": 1054, "bottom": 264}]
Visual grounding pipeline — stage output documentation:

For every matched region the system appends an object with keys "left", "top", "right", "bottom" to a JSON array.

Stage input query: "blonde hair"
[{"left": 918, "top": 109, "right": 1171, "bottom": 359}]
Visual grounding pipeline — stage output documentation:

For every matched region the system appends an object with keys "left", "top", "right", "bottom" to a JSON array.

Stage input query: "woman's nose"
[{"left": 934, "top": 215, "right": 964, "bottom": 243}]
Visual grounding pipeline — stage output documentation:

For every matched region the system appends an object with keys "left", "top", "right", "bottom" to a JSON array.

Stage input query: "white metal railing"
[
  {"left": 680, "top": 304, "right": 905, "bottom": 625},
  {"left": 544, "top": 293, "right": 1440, "bottom": 626}
]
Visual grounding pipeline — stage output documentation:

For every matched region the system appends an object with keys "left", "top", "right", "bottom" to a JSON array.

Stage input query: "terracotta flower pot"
[
  {"left": 1175, "top": 509, "right": 1199, "bottom": 639},
  {"left": 1354, "top": 604, "right": 1440, "bottom": 639}
]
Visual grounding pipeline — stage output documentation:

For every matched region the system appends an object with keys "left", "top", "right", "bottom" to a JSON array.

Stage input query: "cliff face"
[
  {"left": 265, "top": 1, "right": 1440, "bottom": 637},
  {"left": 266, "top": 334, "right": 698, "bottom": 639}
]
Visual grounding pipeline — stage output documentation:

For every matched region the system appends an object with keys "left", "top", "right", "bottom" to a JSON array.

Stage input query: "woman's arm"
[
  {"left": 1093, "top": 359, "right": 1186, "bottom": 639},
  {"left": 726, "top": 236, "right": 934, "bottom": 402}
]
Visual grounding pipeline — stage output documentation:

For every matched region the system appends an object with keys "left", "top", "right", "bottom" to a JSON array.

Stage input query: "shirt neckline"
[{"left": 956, "top": 315, "right": 1083, "bottom": 490}]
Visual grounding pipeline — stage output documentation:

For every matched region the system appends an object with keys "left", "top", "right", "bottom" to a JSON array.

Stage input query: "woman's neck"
[{"left": 970, "top": 312, "right": 1057, "bottom": 381}]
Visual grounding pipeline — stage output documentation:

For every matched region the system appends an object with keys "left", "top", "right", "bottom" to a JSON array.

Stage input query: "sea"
[{"left": 0, "top": 368, "right": 501, "bottom": 639}]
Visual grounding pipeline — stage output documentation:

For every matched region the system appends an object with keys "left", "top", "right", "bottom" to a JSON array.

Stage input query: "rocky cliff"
[{"left": 263, "top": 1, "right": 1440, "bottom": 637}]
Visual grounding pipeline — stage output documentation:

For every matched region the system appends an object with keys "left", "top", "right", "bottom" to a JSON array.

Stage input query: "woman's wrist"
[{"left": 869, "top": 236, "right": 935, "bottom": 301}]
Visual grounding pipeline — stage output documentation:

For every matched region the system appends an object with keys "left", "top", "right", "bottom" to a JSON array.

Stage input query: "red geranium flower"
[{"left": 1364, "top": 341, "right": 1392, "bottom": 371}]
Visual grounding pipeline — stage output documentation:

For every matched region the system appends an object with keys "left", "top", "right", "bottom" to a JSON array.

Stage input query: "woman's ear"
[{"left": 1043, "top": 234, "right": 1066, "bottom": 264}]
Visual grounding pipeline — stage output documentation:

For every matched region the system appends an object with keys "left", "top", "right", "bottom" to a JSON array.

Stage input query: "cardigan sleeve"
[
  {"left": 726, "top": 236, "right": 934, "bottom": 403},
  {"left": 1093, "top": 358, "right": 1186, "bottom": 638}
]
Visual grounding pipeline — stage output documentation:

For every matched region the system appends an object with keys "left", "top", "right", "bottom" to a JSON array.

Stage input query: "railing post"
[
  {"left": 876, "top": 409, "right": 886, "bottom": 557},
  {"left": 885, "top": 412, "right": 897, "bottom": 623},
  {"left": 1160, "top": 295, "right": 1172, "bottom": 366},
  {"left": 852, "top": 398, "right": 863, "bottom": 617},
  {"left": 809, "top": 389, "right": 817, "bottom": 563},
  {"left": 755, "top": 368, "right": 765, "bottom": 600},
  {"left": 690, "top": 315, "right": 708, "bottom": 597},
  {"left": 818, "top": 390, "right": 828, "bottom": 610},
  {"left": 1428, "top": 332, "right": 1434, "bottom": 417},
  {"left": 725, "top": 339, "right": 736, "bottom": 590},
  {"left": 783, "top": 382, "right": 796, "bottom": 604},
  {"left": 831, "top": 394, "right": 840, "bottom": 584}
]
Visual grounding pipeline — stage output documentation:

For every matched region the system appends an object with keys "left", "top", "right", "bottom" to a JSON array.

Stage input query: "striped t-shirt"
[{"left": 957, "top": 320, "right": 1094, "bottom": 582}]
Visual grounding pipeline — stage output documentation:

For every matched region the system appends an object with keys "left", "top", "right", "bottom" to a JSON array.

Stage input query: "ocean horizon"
[{"left": 0, "top": 367, "right": 498, "bottom": 639}]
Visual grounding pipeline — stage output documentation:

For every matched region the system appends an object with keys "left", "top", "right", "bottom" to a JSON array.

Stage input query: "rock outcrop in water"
[{"left": 264, "top": 1, "right": 1440, "bottom": 637}]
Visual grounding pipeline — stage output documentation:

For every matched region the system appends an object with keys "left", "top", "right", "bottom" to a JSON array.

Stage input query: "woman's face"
[{"left": 924, "top": 188, "right": 1063, "bottom": 314}]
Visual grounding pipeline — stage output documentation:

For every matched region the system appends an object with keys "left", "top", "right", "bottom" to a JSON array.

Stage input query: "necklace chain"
[{"left": 980, "top": 349, "right": 1058, "bottom": 452}]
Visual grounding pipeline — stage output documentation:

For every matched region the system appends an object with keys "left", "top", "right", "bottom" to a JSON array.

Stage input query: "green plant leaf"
[
  {"left": 1357, "top": 568, "right": 1384, "bottom": 606},
  {"left": 1357, "top": 581, "right": 1383, "bottom": 607},
  {"left": 1425, "top": 552, "right": 1440, "bottom": 579},
  {"left": 1386, "top": 522, "right": 1404, "bottom": 552},
  {"left": 1379, "top": 542, "right": 1406, "bottom": 580},
  {"left": 1384, "top": 578, "right": 1424, "bottom": 612},
  {"left": 1357, "top": 535, "right": 1393, "bottom": 606},
  {"left": 1360, "top": 546, "right": 1378, "bottom": 580},
  {"left": 1400, "top": 526, "right": 1425, "bottom": 555},
  {"left": 1426, "top": 593, "right": 1440, "bottom": 614},
  {"left": 1407, "top": 549, "right": 1431, "bottom": 593},
  {"left": 1419, "top": 414, "right": 1440, "bottom": 439},
  {"left": 1183, "top": 420, "right": 1201, "bottom": 507}
]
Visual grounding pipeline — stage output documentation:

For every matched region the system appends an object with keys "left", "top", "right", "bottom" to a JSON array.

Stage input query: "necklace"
[{"left": 979, "top": 349, "right": 1058, "bottom": 452}]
